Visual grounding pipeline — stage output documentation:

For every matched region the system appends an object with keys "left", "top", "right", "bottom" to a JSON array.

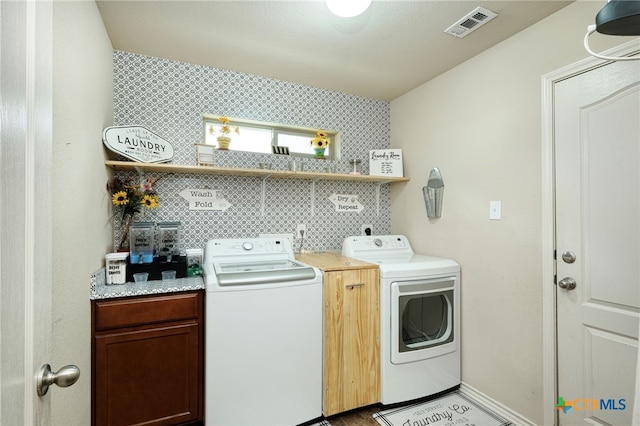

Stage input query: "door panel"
[
  {"left": 554, "top": 58, "right": 639, "bottom": 425},
  {"left": 323, "top": 268, "right": 380, "bottom": 415},
  {"left": 0, "top": 0, "right": 53, "bottom": 424},
  {"left": 582, "top": 85, "right": 639, "bottom": 307},
  {"left": 588, "top": 329, "right": 637, "bottom": 426}
]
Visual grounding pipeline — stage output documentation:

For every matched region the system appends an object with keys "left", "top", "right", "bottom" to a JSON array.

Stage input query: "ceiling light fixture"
[
  {"left": 326, "top": 0, "right": 372, "bottom": 18},
  {"left": 584, "top": 0, "right": 640, "bottom": 61}
]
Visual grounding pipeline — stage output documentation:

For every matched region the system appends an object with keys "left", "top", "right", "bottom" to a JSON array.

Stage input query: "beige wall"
[
  {"left": 51, "top": 1, "right": 113, "bottom": 424},
  {"left": 390, "top": 2, "right": 633, "bottom": 424},
  {"left": 46, "top": 1, "right": 634, "bottom": 424}
]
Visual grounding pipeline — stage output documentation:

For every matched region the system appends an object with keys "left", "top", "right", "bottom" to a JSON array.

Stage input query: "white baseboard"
[{"left": 459, "top": 382, "right": 537, "bottom": 426}]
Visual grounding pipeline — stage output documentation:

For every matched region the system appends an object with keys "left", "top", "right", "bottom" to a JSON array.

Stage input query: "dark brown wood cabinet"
[{"left": 91, "top": 291, "right": 204, "bottom": 426}]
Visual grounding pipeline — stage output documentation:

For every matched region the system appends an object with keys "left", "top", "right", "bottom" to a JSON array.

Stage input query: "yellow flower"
[
  {"left": 215, "top": 117, "right": 240, "bottom": 136},
  {"left": 142, "top": 194, "right": 160, "bottom": 209},
  {"left": 311, "top": 130, "right": 331, "bottom": 148},
  {"left": 112, "top": 191, "right": 128, "bottom": 206}
]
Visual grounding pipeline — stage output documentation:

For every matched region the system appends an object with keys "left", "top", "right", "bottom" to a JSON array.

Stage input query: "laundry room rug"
[
  {"left": 373, "top": 391, "right": 511, "bottom": 426},
  {"left": 308, "top": 421, "right": 331, "bottom": 426}
]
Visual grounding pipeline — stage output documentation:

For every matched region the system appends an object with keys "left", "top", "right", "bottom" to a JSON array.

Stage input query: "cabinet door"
[
  {"left": 324, "top": 268, "right": 380, "bottom": 416},
  {"left": 94, "top": 323, "right": 200, "bottom": 426}
]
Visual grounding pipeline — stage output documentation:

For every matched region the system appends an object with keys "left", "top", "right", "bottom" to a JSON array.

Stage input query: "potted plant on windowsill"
[
  {"left": 207, "top": 116, "right": 240, "bottom": 150},
  {"left": 311, "top": 130, "right": 330, "bottom": 159}
]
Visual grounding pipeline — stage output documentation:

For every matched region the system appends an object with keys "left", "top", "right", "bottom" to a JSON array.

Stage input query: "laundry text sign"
[
  {"left": 329, "top": 193, "right": 363, "bottom": 213},
  {"left": 179, "top": 188, "right": 231, "bottom": 211},
  {"left": 103, "top": 125, "right": 174, "bottom": 163}
]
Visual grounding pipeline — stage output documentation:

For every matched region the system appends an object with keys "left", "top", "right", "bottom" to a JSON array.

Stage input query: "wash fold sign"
[
  {"left": 179, "top": 188, "right": 232, "bottom": 211},
  {"left": 103, "top": 125, "right": 174, "bottom": 163}
]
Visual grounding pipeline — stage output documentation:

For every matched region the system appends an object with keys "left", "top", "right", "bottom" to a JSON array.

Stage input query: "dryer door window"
[
  {"left": 399, "top": 290, "right": 453, "bottom": 352},
  {"left": 390, "top": 277, "right": 458, "bottom": 365}
]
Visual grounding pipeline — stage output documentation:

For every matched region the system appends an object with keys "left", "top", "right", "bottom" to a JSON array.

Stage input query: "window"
[{"left": 203, "top": 115, "right": 339, "bottom": 160}]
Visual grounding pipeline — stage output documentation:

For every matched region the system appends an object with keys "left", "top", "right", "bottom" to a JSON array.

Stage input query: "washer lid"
[{"left": 213, "top": 260, "right": 316, "bottom": 286}]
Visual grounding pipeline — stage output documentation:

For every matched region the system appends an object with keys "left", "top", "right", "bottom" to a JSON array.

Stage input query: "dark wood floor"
[{"left": 325, "top": 404, "right": 381, "bottom": 426}]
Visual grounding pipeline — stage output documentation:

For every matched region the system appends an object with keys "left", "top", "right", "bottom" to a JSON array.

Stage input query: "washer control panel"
[
  {"left": 205, "top": 238, "right": 293, "bottom": 262},
  {"left": 342, "top": 235, "right": 413, "bottom": 257}
]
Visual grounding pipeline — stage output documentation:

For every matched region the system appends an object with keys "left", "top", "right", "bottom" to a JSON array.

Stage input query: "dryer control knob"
[
  {"left": 242, "top": 242, "right": 253, "bottom": 251},
  {"left": 374, "top": 238, "right": 383, "bottom": 247}
]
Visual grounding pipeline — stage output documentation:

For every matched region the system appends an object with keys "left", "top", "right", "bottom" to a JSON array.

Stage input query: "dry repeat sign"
[
  {"left": 329, "top": 193, "right": 363, "bottom": 213},
  {"left": 103, "top": 126, "right": 174, "bottom": 163}
]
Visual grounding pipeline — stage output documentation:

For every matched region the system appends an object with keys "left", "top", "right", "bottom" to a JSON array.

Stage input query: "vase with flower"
[
  {"left": 107, "top": 175, "right": 160, "bottom": 251},
  {"left": 311, "top": 130, "right": 330, "bottom": 159},
  {"left": 207, "top": 116, "right": 240, "bottom": 150}
]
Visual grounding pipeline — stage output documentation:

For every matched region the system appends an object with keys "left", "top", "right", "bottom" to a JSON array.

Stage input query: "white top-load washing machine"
[
  {"left": 204, "top": 238, "right": 322, "bottom": 426},
  {"left": 343, "top": 235, "right": 460, "bottom": 405}
]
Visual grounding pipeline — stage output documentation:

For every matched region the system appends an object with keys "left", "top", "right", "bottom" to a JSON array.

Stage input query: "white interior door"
[
  {"left": 554, "top": 58, "right": 640, "bottom": 425},
  {"left": 1, "top": 1, "right": 54, "bottom": 424}
]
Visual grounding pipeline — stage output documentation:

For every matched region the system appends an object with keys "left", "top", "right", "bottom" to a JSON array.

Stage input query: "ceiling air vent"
[{"left": 444, "top": 7, "right": 497, "bottom": 38}]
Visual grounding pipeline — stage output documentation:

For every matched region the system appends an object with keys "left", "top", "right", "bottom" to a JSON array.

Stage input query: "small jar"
[
  {"left": 349, "top": 159, "right": 362, "bottom": 175},
  {"left": 105, "top": 252, "right": 128, "bottom": 285},
  {"left": 186, "top": 248, "right": 204, "bottom": 277}
]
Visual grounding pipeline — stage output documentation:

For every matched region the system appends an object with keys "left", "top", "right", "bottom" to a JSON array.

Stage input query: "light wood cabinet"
[
  {"left": 91, "top": 291, "right": 204, "bottom": 426},
  {"left": 297, "top": 252, "right": 380, "bottom": 416}
]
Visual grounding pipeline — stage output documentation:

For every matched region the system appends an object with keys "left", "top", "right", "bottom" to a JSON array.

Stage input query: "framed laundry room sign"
[
  {"left": 103, "top": 125, "right": 174, "bottom": 163},
  {"left": 369, "top": 149, "right": 403, "bottom": 177}
]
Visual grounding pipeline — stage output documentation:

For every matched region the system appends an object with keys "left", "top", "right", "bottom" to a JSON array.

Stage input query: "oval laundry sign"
[{"left": 103, "top": 126, "right": 174, "bottom": 163}]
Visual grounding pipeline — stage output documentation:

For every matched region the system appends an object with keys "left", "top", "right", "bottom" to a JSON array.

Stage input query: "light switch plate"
[{"left": 489, "top": 201, "right": 501, "bottom": 220}]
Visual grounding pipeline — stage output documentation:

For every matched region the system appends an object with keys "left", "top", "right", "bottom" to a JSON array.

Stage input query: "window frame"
[{"left": 202, "top": 115, "right": 339, "bottom": 160}]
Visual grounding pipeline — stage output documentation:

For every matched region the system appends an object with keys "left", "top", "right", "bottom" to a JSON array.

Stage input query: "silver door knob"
[
  {"left": 37, "top": 364, "right": 80, "bottom": 396},
  {"left": 558, "top": 277, "right": 577, "bottom": 290},
  {"left": 561, "top": 251, "right": 576, "bottom": 264}
]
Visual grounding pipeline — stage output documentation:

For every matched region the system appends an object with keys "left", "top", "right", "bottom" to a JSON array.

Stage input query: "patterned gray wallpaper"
[{"left": 111, "top": 50, "right": 393, "bottom": 253}]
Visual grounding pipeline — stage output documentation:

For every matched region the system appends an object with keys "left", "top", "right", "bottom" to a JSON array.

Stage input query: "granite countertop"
[{"left": 90, "top": 268, "right": 205, "bottom": 300}]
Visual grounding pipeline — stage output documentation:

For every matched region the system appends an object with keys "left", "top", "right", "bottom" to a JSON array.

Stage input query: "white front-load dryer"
[{"left": 343, "top": 235, "right": 460, "bottom": 405}]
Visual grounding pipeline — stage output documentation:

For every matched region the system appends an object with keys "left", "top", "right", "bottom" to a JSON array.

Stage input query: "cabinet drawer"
[{"left": 94, "top": 292, "right": 202, "bottom": 331}]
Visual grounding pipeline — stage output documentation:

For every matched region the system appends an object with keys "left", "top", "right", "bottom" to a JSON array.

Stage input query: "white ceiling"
[{"left": 96, "top": 0, "right": 574, "bottom": 101}]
